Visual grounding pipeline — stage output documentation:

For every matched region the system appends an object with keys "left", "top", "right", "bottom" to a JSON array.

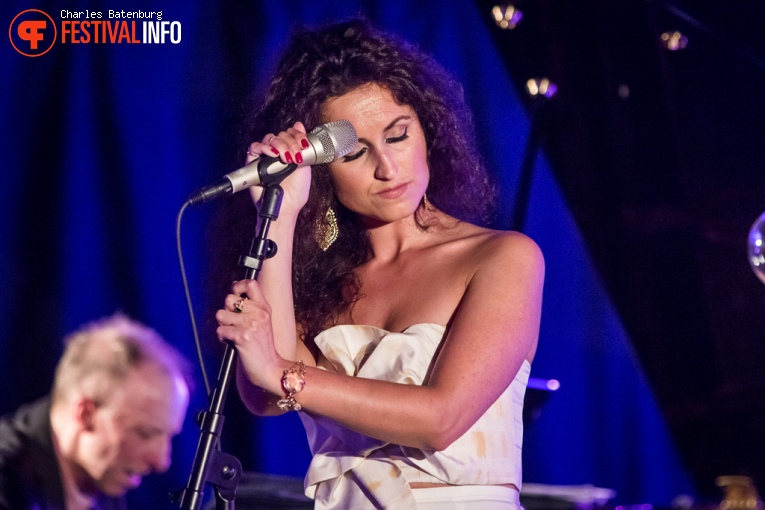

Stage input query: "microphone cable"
[{"left": 176, "top": 200, "right": 211, "bottom": 396}]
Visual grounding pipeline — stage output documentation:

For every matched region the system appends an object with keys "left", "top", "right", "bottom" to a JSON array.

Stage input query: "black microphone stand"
[{"left": 178, "top": 182, "right": 287, "bottom": 510}]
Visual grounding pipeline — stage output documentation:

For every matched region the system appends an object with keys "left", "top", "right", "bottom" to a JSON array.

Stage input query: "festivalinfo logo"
[{"left": 9, "top": 8, "right": 182, "bottom": 57}]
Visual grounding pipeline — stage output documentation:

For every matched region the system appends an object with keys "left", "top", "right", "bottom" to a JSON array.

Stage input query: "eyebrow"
[{"left": 357, "top": 115, "right": 412, "bottom": 145}]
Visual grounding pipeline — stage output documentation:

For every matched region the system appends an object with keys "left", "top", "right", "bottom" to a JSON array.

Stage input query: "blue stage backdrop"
[{"left": 1, "top": 0, "right": 695, "bottom": 507}]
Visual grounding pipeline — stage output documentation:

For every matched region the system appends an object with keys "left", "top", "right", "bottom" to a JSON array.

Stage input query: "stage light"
[
  {"left": 492, "top": 4, "right": 523, "bottom": 30},
  {"left": 747, "top": 210, "right": 765, "bottom": 285},
  {"left": 661, "top": 31, "right": 688, "bottom": 51},
  {"left": 526, "top": 78, "right": 557, "bottom": 98},
  {"left": 527, "top": 378, "right": 560, "bottom": 391}
]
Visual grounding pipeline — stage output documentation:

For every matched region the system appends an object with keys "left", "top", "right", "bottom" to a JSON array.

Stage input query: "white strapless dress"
[{"left": 299, "top": 323, "right": 530, "bottom": 509}]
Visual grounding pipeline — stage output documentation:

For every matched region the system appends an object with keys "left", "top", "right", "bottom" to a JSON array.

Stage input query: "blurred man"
[{"left": 0, "top": 314, "right": 191, "bottom": 510}]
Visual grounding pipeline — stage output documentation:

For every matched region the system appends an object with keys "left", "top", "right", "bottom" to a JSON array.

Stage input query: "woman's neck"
[{"left": 363, "top": 208, "right": 457, "bottom": 262}]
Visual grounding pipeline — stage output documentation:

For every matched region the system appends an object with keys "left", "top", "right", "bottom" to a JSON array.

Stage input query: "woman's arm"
[
  {"left": 219, "top": 231, "right": 544, "bottom": 447},
  {"left": 232, "top": 123, "right": 316, "bottom": 415}
]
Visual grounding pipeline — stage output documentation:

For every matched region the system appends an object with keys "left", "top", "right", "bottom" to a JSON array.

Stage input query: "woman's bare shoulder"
[
  {"left": 446, "top": 221, "right": 543, "bottom": 266},
  {"left": 426, "top": 219, "right": 544, "bottom": 292}
]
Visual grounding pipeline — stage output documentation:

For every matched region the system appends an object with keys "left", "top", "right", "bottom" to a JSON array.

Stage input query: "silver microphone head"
[{"left": 310, "top": 120, "right": 358, "bottom": 163}]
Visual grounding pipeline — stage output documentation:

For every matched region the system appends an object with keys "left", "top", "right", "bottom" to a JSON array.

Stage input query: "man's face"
[{"left": 81, "top": 364, "right": 189, "bottom": 496}]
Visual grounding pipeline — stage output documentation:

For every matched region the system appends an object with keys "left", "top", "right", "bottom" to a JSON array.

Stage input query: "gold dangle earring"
[{"left": 315, "top": 206, "right": 339, "bottom": 251}]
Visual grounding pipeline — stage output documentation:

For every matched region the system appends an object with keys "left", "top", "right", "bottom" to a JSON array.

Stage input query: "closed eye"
[
  {"left": 342, "top": 147, "right": 367, "bottom": 163},
  {"left": 342, "top": 126, "right": 409, "bottom": 163},
  {"left": 135, "top": 428, "right": 157, "bottom": 440},
  {"left": 386, "top": 127, "right": 409, "bottom": 144}
]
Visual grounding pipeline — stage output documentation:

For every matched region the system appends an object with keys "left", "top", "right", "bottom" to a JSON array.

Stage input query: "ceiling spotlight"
[
  {"left": 660, "top": 31, "right": 688, "bottom": 51},
  {"left": 526, "top": 78, "right": 557, "bottom": 98},
  {"left": 747, "top": 211, "right": 765, "bottom": 285},
  {"left": 492, "top": 4, "right": 523, "bottom": 30}
]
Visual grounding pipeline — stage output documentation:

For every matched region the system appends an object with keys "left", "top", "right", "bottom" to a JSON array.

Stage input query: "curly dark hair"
[{"left": 212, "top": 18, "right": 495, "bottom": 345}]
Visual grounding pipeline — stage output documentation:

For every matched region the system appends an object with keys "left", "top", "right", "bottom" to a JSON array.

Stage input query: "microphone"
[{"left": 188, "top": 120, "right": 357, "bottom": 205}]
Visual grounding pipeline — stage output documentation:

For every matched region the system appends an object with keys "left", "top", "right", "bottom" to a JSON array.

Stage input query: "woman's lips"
[{"left": 376, "top": 182, "right": 409, "bottom": 199}]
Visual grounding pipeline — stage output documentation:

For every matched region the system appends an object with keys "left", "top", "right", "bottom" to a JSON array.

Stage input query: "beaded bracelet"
[{"left": 277, "top": 360, "right": 306, "bottom": 411}]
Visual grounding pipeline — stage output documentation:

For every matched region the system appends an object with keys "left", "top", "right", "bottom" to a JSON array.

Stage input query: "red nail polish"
[
  {"left": 295, "top": 152, "right": 303, "bottom": 164},
  {"left": 285, "top": 152, "right": 293, "bottom": 163},
  {"left": 301, "top": 139, "right": 310, "bottom": 149},
  {"left": 271, "top": 147, "right": 279, "bottom": 155}
]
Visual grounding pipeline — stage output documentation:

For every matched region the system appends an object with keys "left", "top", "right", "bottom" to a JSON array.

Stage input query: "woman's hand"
[
  {"left": 215, "top": 279, "right": 289, "bottom": 394},
  {"left": 245, "top": 122, "right": 313, "bottom": 218}
]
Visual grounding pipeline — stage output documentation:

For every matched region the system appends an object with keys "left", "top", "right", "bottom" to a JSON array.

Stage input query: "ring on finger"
[
  {"left": 234, "top": 298, "right": 246, "bottom": 313},
  {"left": 267, "top": 135, "right": 275, "bottom": 144}
]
